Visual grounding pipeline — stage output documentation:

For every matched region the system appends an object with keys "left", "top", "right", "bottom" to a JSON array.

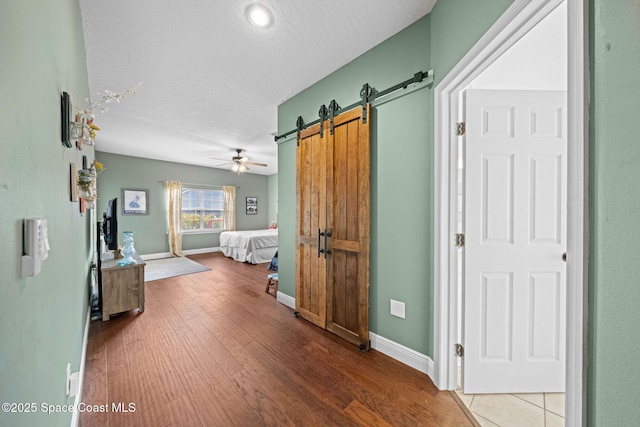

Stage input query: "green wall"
[
  {"left": 0, "top": 1, "right": 93, "bottom": 426},
  {"left": 430, "top": 0, "right": 514, "bottom": 85},
  {"left": 277, "top": 2, "right": 514, "bottom": 358},
  {"left": 96, "top": 152, "right": 271, "bottom": 255},
  {"left": 267, "top": 174, "right": 278, "bottom": 225},
  {"left": 278, "top": 17, "right": 433, "bottom": 355},
  {"left": 588, "top": 0, "right": 640, "bottom": 424}
]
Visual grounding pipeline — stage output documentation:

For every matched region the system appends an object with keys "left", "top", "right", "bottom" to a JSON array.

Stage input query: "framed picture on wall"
[
  {"left": 122, "top": 188, "right": 149, "bottom": 215},
  {"left": 246, "top": 196, "right": 257, "bottom": 215}
]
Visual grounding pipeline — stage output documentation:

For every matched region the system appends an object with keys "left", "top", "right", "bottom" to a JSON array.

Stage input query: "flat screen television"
[{"left": 102, "top": 197, "right": 118, "bottom": 250}]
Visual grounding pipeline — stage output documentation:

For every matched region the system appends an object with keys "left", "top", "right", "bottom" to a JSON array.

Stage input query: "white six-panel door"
[{"left": 462, "top": 89, "right": 567, "bottom": 393}]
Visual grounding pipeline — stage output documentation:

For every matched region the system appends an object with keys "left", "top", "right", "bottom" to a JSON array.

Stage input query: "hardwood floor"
[{"left": 80, "top": 252, "right": 477, "bottom": 427}]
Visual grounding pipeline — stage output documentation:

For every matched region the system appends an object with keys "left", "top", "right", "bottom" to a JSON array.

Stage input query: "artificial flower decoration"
[
  {"left": 72, "top": 82, "right": 142, "bottom": 148},
  {"left": 86, "top": 81, "right": 143, "bottom": 114},
  {"left": 91, "top": 160, "right": 105, "bottom": 174}
]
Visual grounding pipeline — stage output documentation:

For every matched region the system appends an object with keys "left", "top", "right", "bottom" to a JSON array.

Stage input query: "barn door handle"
[
  {"left": 324, "top": 230, "right": 332, "bottom": 259},
  {"left": 318, "top": 228, "right": 325, "bottom": 258}
]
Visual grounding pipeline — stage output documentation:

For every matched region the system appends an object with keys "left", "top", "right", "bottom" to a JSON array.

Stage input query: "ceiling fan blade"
[
  {"left": 212, "top": 162, "right": 233, "bottom": 167},
  {"left": 245, "top": 161, "right": 268, "bottom": 167},
  {"left": 210, "top": 157, "right": 232, "bottom": 162}
]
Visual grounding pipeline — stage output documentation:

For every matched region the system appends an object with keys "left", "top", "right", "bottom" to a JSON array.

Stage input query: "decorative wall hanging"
[
  {"left": 122, "top": 188, "right": 149, "bottom": 215},
  {"left": 246, "top": 197, "right": 257, "bottom": 215},
  {"left": 70, "top": 163, "right": 78, "bottom": 202},
  {"left": 77, "top": 160, "right": 104, "bottom": 210},
  {"left": 61, "top": 92, "right": 72, "bottom": 147}
]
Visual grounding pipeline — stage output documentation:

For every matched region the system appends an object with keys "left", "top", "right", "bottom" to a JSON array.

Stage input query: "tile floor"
[{"left": 455, "top": 389, "right": 565, "bottom": 427}]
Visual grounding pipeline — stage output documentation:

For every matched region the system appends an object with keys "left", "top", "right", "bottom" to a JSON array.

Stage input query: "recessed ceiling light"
[{"left": 245, "top": 3, "right": 273, "bottom": 29}]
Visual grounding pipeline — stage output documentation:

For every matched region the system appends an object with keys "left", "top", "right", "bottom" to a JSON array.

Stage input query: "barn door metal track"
[{"left": 275, "top": 69, "right": 434, "bottom": 145}]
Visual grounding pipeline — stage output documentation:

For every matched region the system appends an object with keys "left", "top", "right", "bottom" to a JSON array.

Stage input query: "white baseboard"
[
  {"left": 277, "top": 291, "right": 296, "bottom": 309},
  {"left": 369, "top": 332, "right": 435, "bottom": 379},
  {"left": 184, "top": 247, "right": 220, "bottom": 256},
  {"left": 275, "top": 293, "right": 435, "bottom": 381},
  {"left": 141, "top": 247, "right": 220, "bottom": 260},
  {"left": 70, "top": 307, "right": 91, "bottom": 427},
  {"left": 141, "top": 252, "right": 172, "bottom": 260}
]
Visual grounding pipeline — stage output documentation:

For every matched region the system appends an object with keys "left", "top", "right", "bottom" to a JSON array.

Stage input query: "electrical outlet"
[{"left": 390, "top": 299, "right": 406, "bottom": 319}]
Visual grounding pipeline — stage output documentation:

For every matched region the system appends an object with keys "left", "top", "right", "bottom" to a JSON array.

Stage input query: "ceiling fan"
[{"left": 211, "top": 148, "right": 267, "bottom": 174}]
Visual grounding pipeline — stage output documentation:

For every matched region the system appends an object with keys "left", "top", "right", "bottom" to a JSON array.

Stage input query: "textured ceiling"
[{"left": 80, "top": 0, "right": 436, "bottom": 175}]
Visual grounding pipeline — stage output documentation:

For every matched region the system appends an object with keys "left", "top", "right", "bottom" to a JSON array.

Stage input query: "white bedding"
[{"left": 219, "top": 229, "right": 278, "bottom": 264}]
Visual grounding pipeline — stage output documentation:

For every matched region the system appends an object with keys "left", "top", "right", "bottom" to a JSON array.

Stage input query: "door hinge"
[
  {"left": 455, "top": 343, "right": 464, "bottom": 357},
  {"left": 456, "top": 122, "right": 466, "bottom": 136},
  {"left": 455, "top": 233, "right": 465, "bottom": 247}
]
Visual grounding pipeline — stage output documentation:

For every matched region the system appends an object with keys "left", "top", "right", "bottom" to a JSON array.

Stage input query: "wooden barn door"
[
  {"left": 296, "top": 124, "right": 328, "bottom": 328},
  {"left": 296, "top": 105, "right": 371, "bottom": 350},
  {"left": 325, "top": 107, "right": 371, "bottom": 349}
]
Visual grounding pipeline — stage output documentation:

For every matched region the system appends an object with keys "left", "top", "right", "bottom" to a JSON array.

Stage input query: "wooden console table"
[{"left": 100, "top": 253, "right": 145, "bottom": 321}]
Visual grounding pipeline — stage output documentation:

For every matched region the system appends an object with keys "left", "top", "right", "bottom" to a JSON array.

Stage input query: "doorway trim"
[{"left": 432, "top": 0, "right": 587, "bottom": 425}]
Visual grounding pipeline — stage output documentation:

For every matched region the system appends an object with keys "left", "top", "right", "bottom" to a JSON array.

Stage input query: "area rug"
[{"left": 144, "top": 256, "right": 210, "bottom": 282}]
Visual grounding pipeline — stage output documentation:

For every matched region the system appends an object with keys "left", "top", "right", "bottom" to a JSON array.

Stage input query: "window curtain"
[
  {"left": 164, "top": 181, "right": 184, "bottom": 257},
  {"left": 222, "top": 185, "right": 236, "bottom": 231}
]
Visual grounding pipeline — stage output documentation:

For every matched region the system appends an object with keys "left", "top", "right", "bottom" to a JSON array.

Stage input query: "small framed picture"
[
  {"left": 246, "top": 196, "right": 257, "bottom": 215},
  {"left": 122, "top": 188, "right": 149, "bottom": 215}
]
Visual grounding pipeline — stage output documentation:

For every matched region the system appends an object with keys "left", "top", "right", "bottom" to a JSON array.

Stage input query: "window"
[{"left": 181, "top": 188, "right": 224, "bottom": 232}]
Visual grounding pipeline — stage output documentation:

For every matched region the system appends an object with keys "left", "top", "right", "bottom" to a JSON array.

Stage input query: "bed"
[{"left": 219, "top": 229, "right": 278, "bottom": 264}]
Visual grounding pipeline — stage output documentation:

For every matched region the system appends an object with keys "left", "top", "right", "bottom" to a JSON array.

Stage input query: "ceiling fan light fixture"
[
  {"left": 245, "top": 3, "right": 273, "bottom": 29},
  {"left": 231, "top": 162, "right": 248, "bottom": 174},
  {"left": 211, "top": 148, "right": 267, "bottom": 173}
]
